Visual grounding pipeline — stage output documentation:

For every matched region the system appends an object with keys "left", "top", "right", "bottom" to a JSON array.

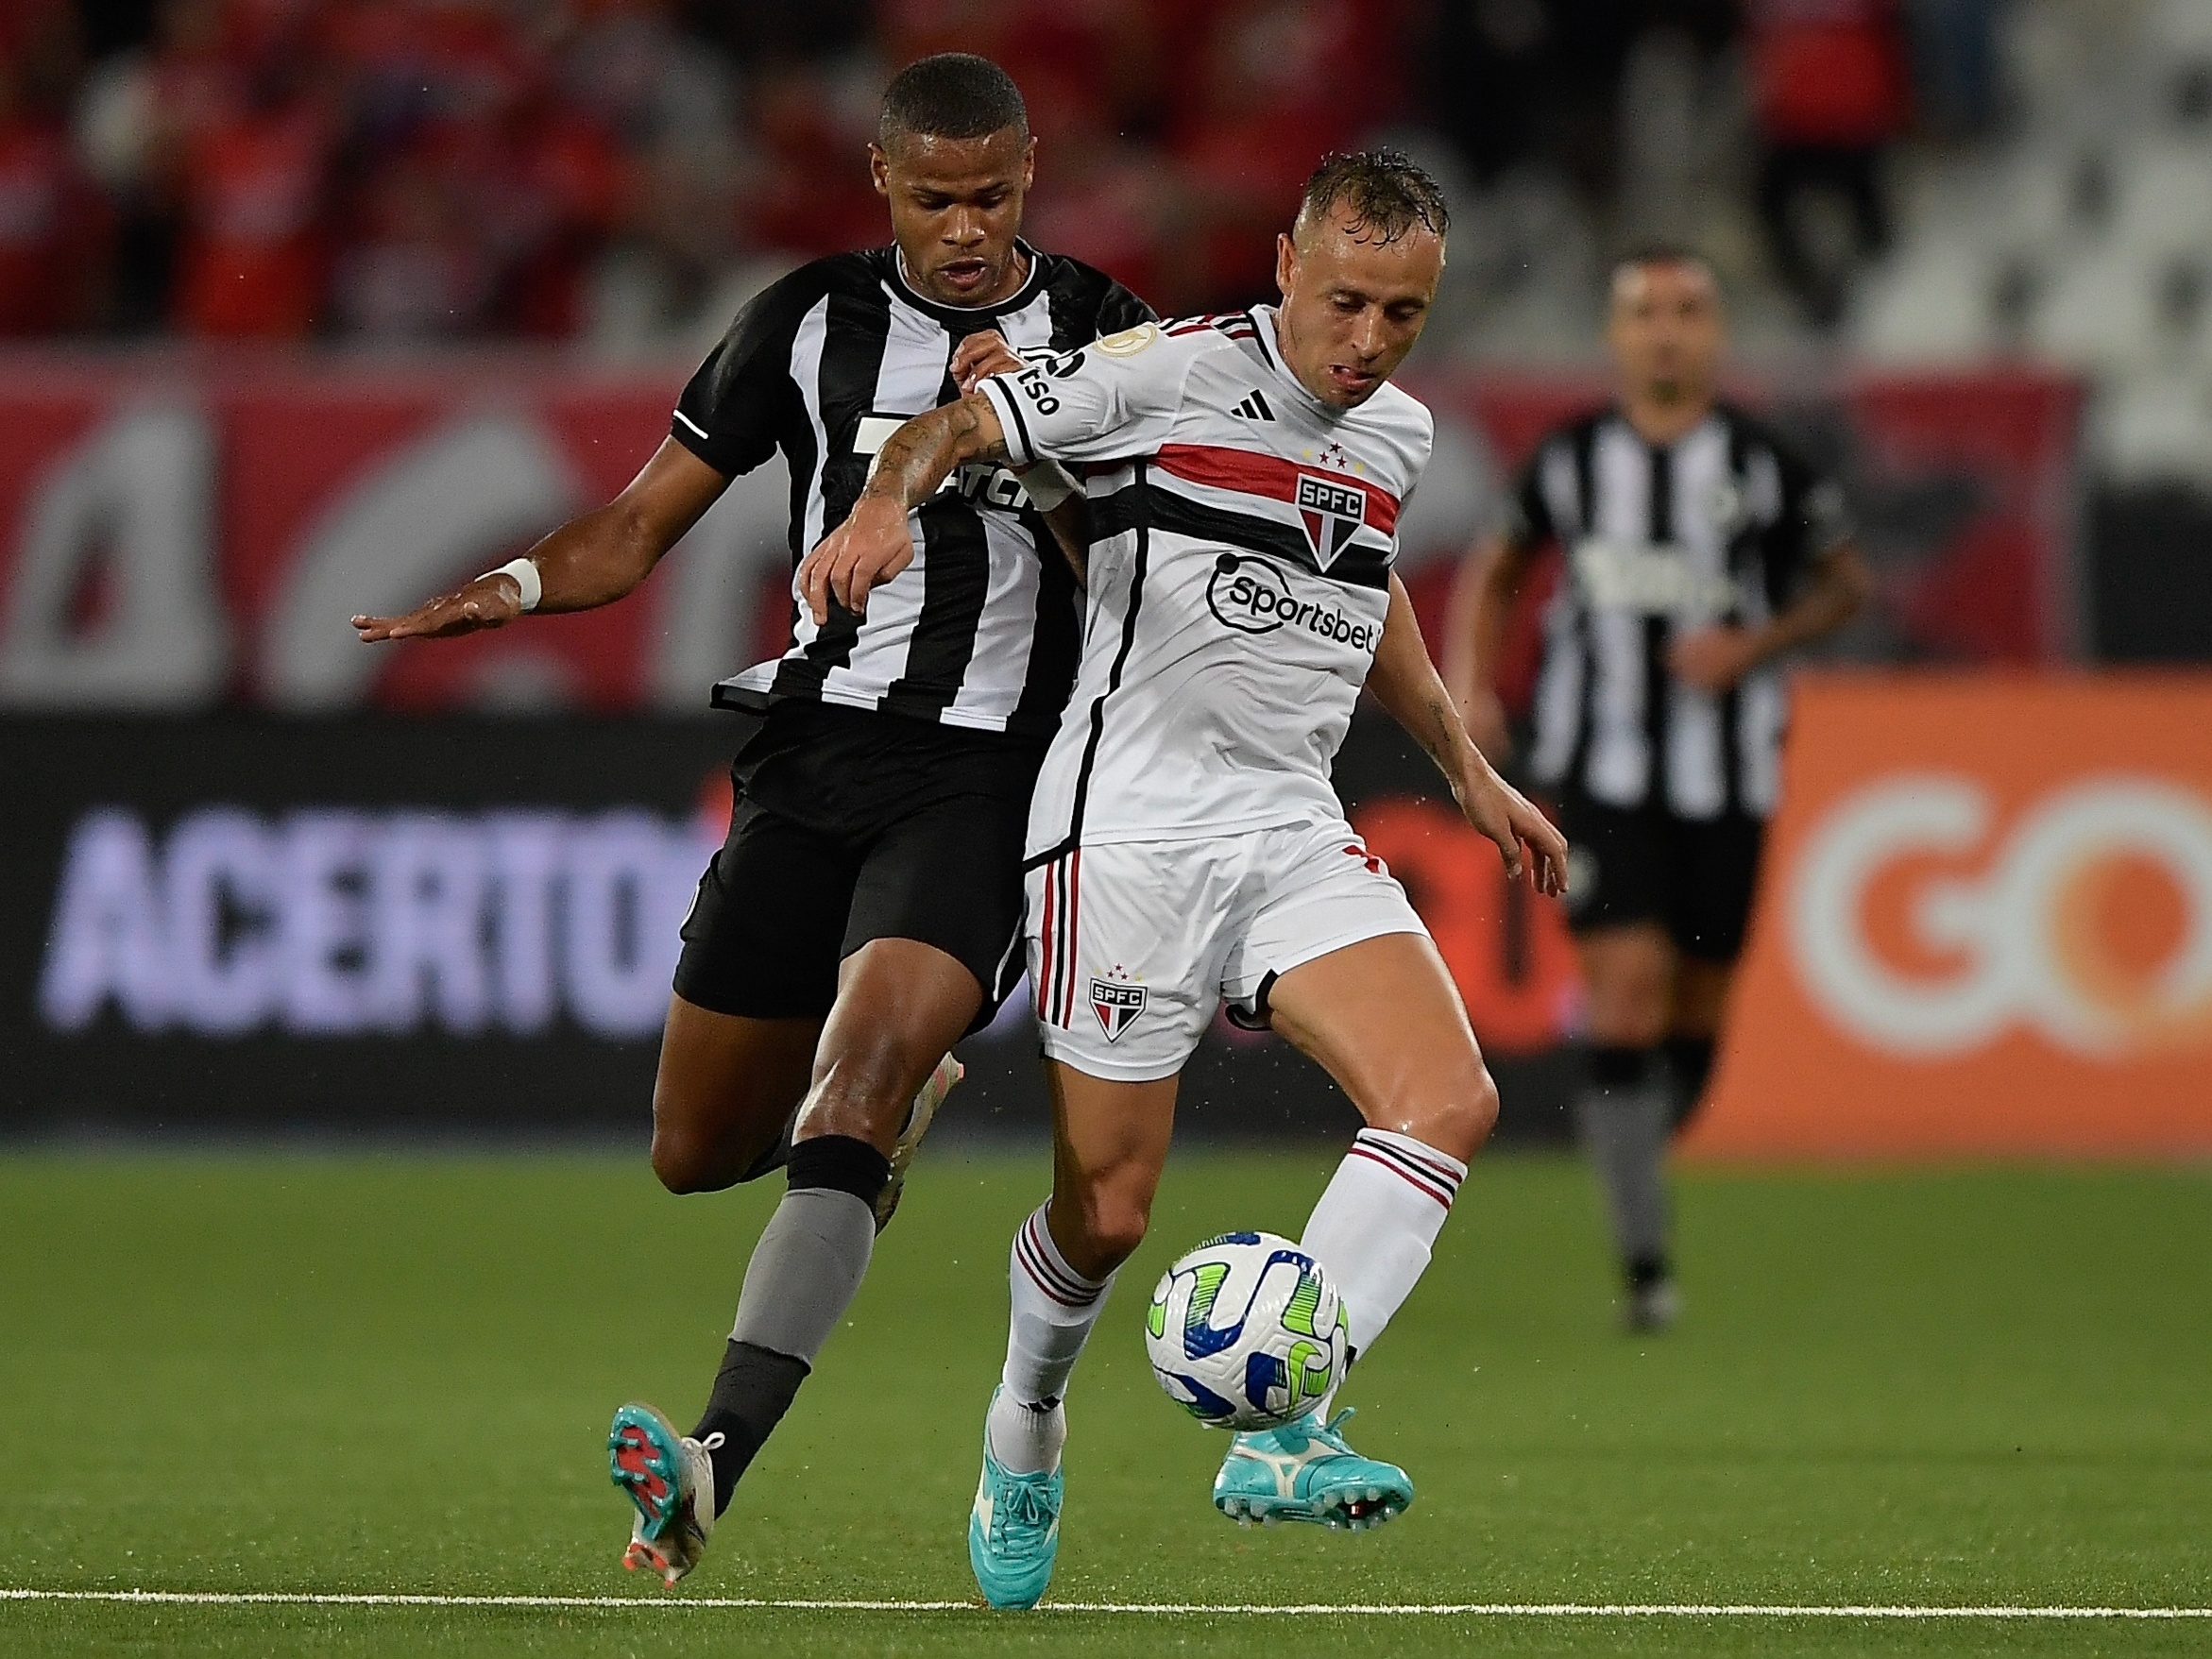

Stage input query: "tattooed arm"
[
  {"left": 795, "top": 392, "right": 1008, "bottom": 624},
  {"left": 1369, "top": 573, "right": 1570, "bottom": 895},
  {"left": 948, "top": 330, "right": 1092, "bottom": 587}
]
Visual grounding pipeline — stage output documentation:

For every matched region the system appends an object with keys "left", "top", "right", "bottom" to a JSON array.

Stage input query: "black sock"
[
  {"left": 1588, "top": 1043, "right": 1654, "bottom": 1091},
  {"left": 1663, "top": 1036, "right": 1715, "bottom": 1129},
  {"left": 691, "top": 1339, "right": 810, "bottom": 1516},
  {"left": 785, "top": 1133, "right": 891, "bottom": 1208},
  {"left": 1626, "top": 1253, "right": 1671, "bottom": 1292}
]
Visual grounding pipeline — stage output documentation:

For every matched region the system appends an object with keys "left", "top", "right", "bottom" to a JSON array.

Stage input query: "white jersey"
[{"left": 978, "top": 307, "right": 1435, "bottom": 858}]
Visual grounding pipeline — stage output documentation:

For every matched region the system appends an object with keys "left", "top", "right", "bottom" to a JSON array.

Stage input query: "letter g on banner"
[{"left": 1792, "top": 774, "right": 2212, "bottom": 1058}]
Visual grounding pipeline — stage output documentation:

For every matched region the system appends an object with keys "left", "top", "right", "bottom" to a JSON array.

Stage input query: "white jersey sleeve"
[{"left": 978, "top": 321, "right": 1194, "bottom": 468}]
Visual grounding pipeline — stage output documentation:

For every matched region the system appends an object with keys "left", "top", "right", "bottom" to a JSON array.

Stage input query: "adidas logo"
[{"left": 1231, "top": 390, "right": 1276, "bottom": 422}]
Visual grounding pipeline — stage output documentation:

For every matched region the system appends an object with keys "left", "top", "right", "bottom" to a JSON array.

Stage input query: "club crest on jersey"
[
  {"left": 1089, "top": 977, "right": 1147, "bottom": 1042},
  {"left": 1295, "top": 474, "right": 1367, "bottom": 569}
]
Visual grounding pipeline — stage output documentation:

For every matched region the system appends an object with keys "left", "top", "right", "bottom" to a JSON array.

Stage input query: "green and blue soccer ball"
[{"left": 1145, "top": 1231, "right": 1350, "bottom": 1430}]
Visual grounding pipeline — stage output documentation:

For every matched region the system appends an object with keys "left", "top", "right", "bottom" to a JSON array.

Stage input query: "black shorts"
[
  {"left": 1556, "top": 791, "right": 1766, "bottom": 962},
  {"left": 672, "top": 702, "right": 1043, "bottom": 1035}
]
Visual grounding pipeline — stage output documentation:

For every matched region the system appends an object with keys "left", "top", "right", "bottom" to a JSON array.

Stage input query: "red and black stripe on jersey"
[{"left": 1088, "top": 441, "right": 1398, "bottom": 591}]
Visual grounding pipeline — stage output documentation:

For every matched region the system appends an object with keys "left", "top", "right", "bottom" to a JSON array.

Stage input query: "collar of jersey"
[
  {"left": 1605, "top": 402, "right": 1724, "bottom": 452},
  {"left": 1250, "top": 305, "right": 1352, "bottom": 426},
  {"left": 885, "top": 240, "right": 1047, "bottom": 325}
]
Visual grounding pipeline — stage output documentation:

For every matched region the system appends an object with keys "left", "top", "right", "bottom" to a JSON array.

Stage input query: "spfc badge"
[
  {"left": 1295, "top": 473, "right": 1366, "bottom": 569},
  {"left": 1090, "top": 977, "right": 1147, "bottom": 1042}
]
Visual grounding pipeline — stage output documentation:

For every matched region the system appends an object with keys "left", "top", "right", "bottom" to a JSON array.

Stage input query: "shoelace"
[
  {"left": 1307, "top": 1407, "right": 1359, "bottom": 1453},
  {"left": 993, "top": 1477, "right": 1056, "bottom": 1545},
  {"left": 679, "top": 1433, "right": 725, "bottom": 1537}
]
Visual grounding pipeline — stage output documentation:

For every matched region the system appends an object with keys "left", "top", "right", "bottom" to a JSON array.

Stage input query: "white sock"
[
  {"left": 985, "top": 1391, "right": 1067, "bottom": 1476},
  {"left": 1301, "top": 1127, "right": 1468, "bottom": 1363},
  {"left": 990, "top": 1204, "right": 1113, "bottom": 1474}
]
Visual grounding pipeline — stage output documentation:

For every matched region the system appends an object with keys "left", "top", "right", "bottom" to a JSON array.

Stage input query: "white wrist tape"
[
  {"left": 1018, "top": 461, "right": 1080, "bottom": 512},
  {"left": 483, "top": 557, "right": 541, "bottom": 613}
]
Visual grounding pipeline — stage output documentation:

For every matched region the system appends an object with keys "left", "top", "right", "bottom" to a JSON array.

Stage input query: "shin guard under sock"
[
  {"left": 1575, "top": 1045, "right": 1672, "bottom": 1284},
  {"left": 990, "top": 1205, "right": 1112, "bottom": 1473},
  {"left": 695, "top": 1134, "right": 889, "bottom": 1513},
  {"left": 1301, "top": 1127, "right": 1467, "bottom": 1363}
]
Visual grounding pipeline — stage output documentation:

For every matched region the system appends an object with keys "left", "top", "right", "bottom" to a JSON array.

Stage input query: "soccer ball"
[{"left": 1145, "top": 1231, "right": 1349, "bottom": 1430}]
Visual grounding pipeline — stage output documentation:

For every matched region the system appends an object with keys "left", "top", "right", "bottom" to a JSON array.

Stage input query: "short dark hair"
[
  {"left": 1611, "top": 243, "right": 1716, "bottom": 283},
  {"left": 878, "top": 54, "right": 1029, "bottom": 149},
  {"left": 1295, "top": 148, "right": 1450, "bottom": 245}
]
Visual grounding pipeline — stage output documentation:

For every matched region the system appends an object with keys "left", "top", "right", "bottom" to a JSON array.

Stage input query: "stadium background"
[
  {"left": 0, "top": 4, "right": 2209, "bottom": 1651},
  {"left": 2, "top": 0, "right": 2206, "bottom": 1154}
]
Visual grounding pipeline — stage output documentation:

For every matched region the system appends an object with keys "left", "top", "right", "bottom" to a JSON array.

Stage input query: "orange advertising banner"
[{"left": 1687, "top": 672, "right": 2212, "bottom": 1160}]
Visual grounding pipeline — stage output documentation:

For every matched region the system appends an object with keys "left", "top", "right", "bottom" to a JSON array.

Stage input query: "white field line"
[{"left": 2, "top": 1590, "right": 2207, "bottom": 1619}]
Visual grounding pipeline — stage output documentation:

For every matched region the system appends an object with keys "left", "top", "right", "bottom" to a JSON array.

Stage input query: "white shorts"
[{"left": 1025, "top": 818, "right": 1428, "bottom": 1082}]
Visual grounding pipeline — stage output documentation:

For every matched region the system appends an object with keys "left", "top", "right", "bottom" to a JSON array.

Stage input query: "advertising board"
[
  {"left": 2, "top": 711, "right": 1577, "bottom": 1139},
  {"left": 1691, "top": 673, "right": 2212, "bottom": 1159}
]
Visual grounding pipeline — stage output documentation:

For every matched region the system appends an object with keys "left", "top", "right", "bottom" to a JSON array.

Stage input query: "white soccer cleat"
[
  {"left": 876, "top": 1053, "right": 962, "bottom": 1231},
  {"left": 609, "top": 1402, "right": 720, "bottom": 1587}
]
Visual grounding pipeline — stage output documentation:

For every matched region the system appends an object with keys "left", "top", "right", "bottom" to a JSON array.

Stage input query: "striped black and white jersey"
[
  {"left": 1509, "top": 405, "right": 1851, "bottom": 820},
  {"left": 669, "top": 241, "right": 1152, "bottom": 740},
  {"left": 978, "top": 307, "right": 1434, "bottom": 856}
]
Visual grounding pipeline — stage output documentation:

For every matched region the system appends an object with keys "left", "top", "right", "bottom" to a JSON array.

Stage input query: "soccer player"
[
  {"left": 1446, "top": 248, "right": 1870, "bottom": 1329},
  {"left": 799, "top": 149, "right": 1570, "bottom": 1610},
  {"left": 351, "top": 54, "right": 1149, "bottom": 1584}
]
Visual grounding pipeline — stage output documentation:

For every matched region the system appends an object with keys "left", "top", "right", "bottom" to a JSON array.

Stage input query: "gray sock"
[
  {"left": 728, "top": 1186, "right": 877, "bottom": 1362},
  {"left": 1575, "top": 1048, "right": 1673, "bottom": 1277}
]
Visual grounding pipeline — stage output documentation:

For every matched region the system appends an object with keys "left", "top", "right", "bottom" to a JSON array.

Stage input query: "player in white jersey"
[{"left": 797, "top": 149, "right": 1569, "bottom": 1609}]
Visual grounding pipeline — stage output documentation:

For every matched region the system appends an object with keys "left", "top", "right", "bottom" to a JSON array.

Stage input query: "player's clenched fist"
[
  {"left": 352, "top": 572, "right": 525, "bottom": 643},
  {"left": 797, "top": 492, "right": 914, "bottom": 624},
  {"left": 950, "top": 329, "right": 1025, "bottom": 395}
]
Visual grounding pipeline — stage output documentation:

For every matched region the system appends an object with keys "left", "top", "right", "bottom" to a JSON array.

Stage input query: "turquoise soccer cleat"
[
  {"left": 966, "top": 1390, "right": 1063, "bottom": 1609},
  {"left": 1212, "top": 1407, "right": 1414, "bottom": 1531}
]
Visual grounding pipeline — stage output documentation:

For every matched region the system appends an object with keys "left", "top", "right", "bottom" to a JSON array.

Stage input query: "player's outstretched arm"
[
  {"left": 1370, "top": 573, "right": 1569, "bottom": 897},
  {"left": 352, "top": 438, "right": 729, "bottom": 643},
  {"left": 797, "top": 393, "right": 1010, "bottom": 623}
]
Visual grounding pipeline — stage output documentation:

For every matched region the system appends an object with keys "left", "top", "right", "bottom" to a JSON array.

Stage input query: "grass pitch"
[{"left": 0, "top": 1145, "right": 2206, "bottom": 1656}]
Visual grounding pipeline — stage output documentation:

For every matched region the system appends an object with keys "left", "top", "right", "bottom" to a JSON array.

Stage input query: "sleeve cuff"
[
  {"left": 670, "top": 407, "right": 720, "bottom": 465},
  {"left": 978, "top": 377, "right": 1035, "bottom": 466}
]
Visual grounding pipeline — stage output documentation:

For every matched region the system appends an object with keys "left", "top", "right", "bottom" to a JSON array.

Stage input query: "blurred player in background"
[
  {"left": 353, "top": 53, "right": 1149, "bottom": 1584},
  {"left": 803, "top": 149, "right": 1568, "bottom": 1609},
  {"left": 1447, "top": 249, "right": 1869, "bottom": 1329}
]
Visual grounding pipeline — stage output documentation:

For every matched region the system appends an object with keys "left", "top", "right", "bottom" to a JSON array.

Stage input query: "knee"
[
  {"left": 802, "top": 1032, "right": 936, "bottom": 1145},
  {"left": 649, "top": 1126, "right": 731, "bottom": 1195},
  {"left": 1400, "top": 1061, "right": 1498, "bottom": 1165},
  {"left": 1587, "top": 980, "right": 1671, "bottom": 1049},
  {"left": 1063, "top": 1184, "right": 1152, "bottom": 1278}
]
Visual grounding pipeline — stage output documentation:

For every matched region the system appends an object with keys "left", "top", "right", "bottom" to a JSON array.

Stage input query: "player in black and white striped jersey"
[
  {"left": 675, "top": 222, "right": 1147, "bottom": 735},
  {"left": 354, "top": 54, "right": 1149, "bottom": 1583},
  {"left": 1448, "top": 248, "right": 1869, "bottom": 1330}
]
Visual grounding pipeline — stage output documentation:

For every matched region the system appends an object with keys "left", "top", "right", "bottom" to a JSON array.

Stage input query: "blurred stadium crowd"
[
  {"left": 4, "top": 1, "right": 2211, "bottom": 595},
  {"left": 0, "top": 0, "right": 2003, "bottom": 349}
]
